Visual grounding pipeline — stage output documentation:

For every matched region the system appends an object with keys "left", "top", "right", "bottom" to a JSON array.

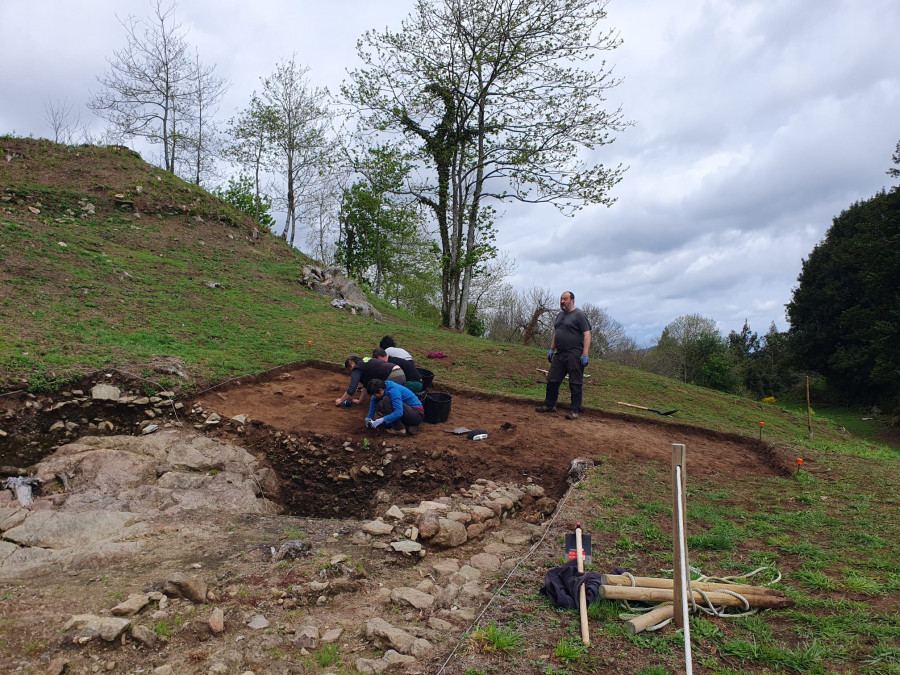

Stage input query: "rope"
[{"left": 434, "top": 474, "right": 585, "bottom": 675}]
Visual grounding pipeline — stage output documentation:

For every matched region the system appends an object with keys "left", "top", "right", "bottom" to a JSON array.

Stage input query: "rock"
[
  {"left": 46, "top": 657, "right": 69, "bottom": 675},
  {"left": 534, "top": 497, "right": 558, "bottom": 516},
  {"left": 458, "top": 580, "right": 491, "bottom": 606},
  {"left": 431, "top": 559, "right": 460, "bottom": 579},
  {"left": 524, "top": 484, "right": 545, "bottom": 497},
  {"left": 428, "top": 617, "right": 454, "bottom": 631},
  {"left": 430, "top": 518, "right": 468, "bottom": 548},
  {"left": 416, "top": 510, "right": 440, "bottom": 538},
  {"left": 209, "top": 607, "right": 225, "bottom": 634},
  {"left": 294, "top": 625, "right": 319, "bottom": 649},
  {"left": 385, "top": 505, "right": 405, "bottom": 520},
  {"left": 365, "top": 617, "right": 433, "bottom": 658},
  {"left": 163, "top": 574, "right": 208, "bottom": 604},
  {"left": 131, "top": 623, "right": 159, "bottom": 647},
  {"left": 355, "top": 657, "right": 387, "bottom": 674},
  {"left": 91, "top": 384, "right": 121, "bottom": 401},
  {"left": 321, "top": 627, "right": 343, "bottom": 643},
  {"left": 469, "top": 552, "right": 501, "bottom": 572},
  {"left": 111, "top": 593, "right": 151, "bottom": 616},
  {"left": 248, "top": 614, "right": 269, "bottom": 630},
  {"left": 384, "top": 649, "right": 417, "bottom": 666},
  {"left": 390, "top": 587, "right": 435, "bottom": 610},
  {"left": 390, "top": 540, "right": 423, "bottom": 555},
  {"left": 362, "top": 520, "right": 394, "bottom": 536},
  {"left": 99, "top": 616, "right": 131, "bottom": 641}
]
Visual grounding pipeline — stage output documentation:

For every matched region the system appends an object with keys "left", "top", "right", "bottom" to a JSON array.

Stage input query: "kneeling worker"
[{"left": 364, "top": 378, "right": 424, "bottom": 436}]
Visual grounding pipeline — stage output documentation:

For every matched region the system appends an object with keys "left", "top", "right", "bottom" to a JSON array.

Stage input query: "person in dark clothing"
[
  {"left": 379, "top": 335, "right": 414, "bottom": 361},
  {"left": 372, "top": 347, "right": 423, "bottom": 393},
  {"left": 364, "top": 378, "right": 424, "bottom": 436},
  {"left": 537, "top": 291, "right": 592, "bottom": 419},
  {"left": 334, "top": 354, "right": 405, "bottom": 407}
]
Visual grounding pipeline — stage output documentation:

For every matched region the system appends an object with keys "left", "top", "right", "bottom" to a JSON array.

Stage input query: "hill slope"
[{"left": 0, "top": 136, "right": 891, "bottom": 457}]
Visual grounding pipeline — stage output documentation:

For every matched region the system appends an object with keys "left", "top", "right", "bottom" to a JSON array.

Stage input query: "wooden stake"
[
  {"left": 600, "top": 575, "right": 786, "bottom": 597},
  {"left": 575, "top": 525, "right": 590, "bottom": 646},
  {"left": 599, "top": 585, "right": 794, "bottom": 609},
  {"left": 806, "top": 376, "right": 813, "bottom": 440},
  {"left": 626, "top": 605, "right": 675, "bottom": 635}
]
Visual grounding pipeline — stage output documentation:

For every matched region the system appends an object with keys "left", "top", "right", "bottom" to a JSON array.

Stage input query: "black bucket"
[
  {"left": 417, "top": 368, "right": 435, "bottom": 390},
  {"left": 423, "top": 392, "right": 452, "bottom": 424}
]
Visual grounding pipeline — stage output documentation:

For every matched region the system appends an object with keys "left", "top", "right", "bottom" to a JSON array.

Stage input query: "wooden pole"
[
  {"left": 626, "top": 605, "right": 675, "bottom": 635},
  {"left": 600, "top": 575, "right": 786, "bottom": 597},
  {"left": 598, "top": 585, "right": 794, "bottom": 609},
  {"left": 806, "top": 376, "right": 813, "bottom": 440},
  {"left": 575, "top": 525, "right": 590, "bottom": 646}
]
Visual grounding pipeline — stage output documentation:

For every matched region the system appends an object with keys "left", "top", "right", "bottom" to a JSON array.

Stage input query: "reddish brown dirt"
[{"left": 192, "top": 365, "right": 792, "bottom": 513}]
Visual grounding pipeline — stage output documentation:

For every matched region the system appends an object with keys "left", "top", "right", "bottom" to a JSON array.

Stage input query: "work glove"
[
  {"left": 547, "top": 348, "right": 555, "bottom": 364},
  {"left": 365, "top": 417, "right": 373, "bottom": 428},
  {"left": 369, "top": 418, "right": 383, "bottom": 429},
  {"left": 580, "top": 355, "right": 589, "bottom": 368}
]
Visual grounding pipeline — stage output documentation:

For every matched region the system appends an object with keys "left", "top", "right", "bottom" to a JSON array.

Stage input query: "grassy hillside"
[{"left": 0, "top": 136, "right": 896, "bottom": 460}]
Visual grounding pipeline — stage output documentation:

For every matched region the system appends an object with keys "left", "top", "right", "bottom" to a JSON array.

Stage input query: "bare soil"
[{"left": 193, "top": 364, "right": 793, "bottom": 515}]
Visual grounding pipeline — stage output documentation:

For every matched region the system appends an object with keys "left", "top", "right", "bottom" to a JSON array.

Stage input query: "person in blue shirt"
[{"left": 364, "top": 378, "right": 424, "bottom": 436}]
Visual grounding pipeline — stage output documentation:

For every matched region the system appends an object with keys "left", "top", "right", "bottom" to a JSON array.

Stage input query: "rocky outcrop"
[
  {"left": 299, "top": 265, "right": 383, "bottom": 320},
  {"left": 0, "top": 430, "right": 279, "bottom": 580}
]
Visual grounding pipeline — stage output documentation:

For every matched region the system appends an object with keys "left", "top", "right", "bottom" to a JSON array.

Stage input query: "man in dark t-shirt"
[
  {"left": 334, "top": 354, "right": 405, "bottom": 407},
  {"left": 537, "top": 291, "right": 592, "bottom": 419}
]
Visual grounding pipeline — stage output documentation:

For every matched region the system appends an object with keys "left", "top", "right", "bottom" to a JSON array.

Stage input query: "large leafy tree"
[
  {"left": 336, "top": 147, "right": 434, "bottom": 303},
  {"left": 787, "top": 189, "right": 900, "bottom": 403},
  {"left": 651, "top": 314, "right": 734, "bottom": 389},
  {"left": 343, "top": 0, "right": 627, "bottom": 330},
  {"left": 225, "top": 95, "right": 278, "bottom": 225}
]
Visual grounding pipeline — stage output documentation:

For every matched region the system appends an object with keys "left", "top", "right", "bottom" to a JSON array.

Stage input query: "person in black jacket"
[
  {"left": 334, "top": 354, "right": 405, "bottom": 407},
  {"left": 372, "top": 348, "right": 423, "bottom": 393}
]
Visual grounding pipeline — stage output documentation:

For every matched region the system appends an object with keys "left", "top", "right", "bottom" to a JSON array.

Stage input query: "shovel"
[{"left": 617, "top": 401, "right": 678, "bottom": 416}]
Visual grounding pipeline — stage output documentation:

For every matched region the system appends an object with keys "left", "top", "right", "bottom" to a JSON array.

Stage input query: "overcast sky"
[{"left": 2, "top": 0, "right": 898, "bottom": 345}]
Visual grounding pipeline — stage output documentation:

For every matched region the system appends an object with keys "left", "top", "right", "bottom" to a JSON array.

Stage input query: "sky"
[{"left": 2, "top": 0, "right": 898, "bottom": 345}]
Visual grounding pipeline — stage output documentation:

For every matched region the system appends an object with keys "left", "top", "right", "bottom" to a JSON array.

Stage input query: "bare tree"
[
  {"left": 260, "top": 56, "right": 332, "bottom": 244},
  {"left": 89, "top": 0, "right": 221, "bottom": 177},
  {"left": 44, "top": 97, "right": 82, "bottom": 144},
  {"left": 177, "top": 48, "right": 229, "bottom": 186},
  {"left": 225, "top": 95, "right": 277, "bottom": 225},
  {"left": 484, "top": 285, "right": 555, "bottom": 346}
]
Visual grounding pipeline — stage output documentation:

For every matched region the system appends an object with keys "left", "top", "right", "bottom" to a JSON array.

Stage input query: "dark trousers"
[
  {"left": 543, "top": 348, "right": 584, "bottom": 412},
  {"left": 377, "top": 397, "right": 425, "bottom": 430}
]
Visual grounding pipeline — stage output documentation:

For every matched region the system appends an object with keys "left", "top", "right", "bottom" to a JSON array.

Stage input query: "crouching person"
[{"left": 364, "top": 378, "right": 424, "bottom": 436}]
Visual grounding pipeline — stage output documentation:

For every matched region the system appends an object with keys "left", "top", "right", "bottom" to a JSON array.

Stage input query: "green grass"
[{"left": 471, "top": 621, "right": 524, "bottom": 653}]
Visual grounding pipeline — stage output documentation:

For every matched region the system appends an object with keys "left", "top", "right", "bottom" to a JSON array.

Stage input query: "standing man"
[{"left": 537, "top": 291, "right": 592, "bottom": 420}]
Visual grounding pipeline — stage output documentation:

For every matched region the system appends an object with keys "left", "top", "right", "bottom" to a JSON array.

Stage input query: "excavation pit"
[{"left": 186, "top": 364, "right": 794, "bottom": 518}]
